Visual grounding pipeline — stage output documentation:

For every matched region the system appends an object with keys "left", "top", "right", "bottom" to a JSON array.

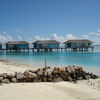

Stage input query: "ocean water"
[{"left": 0, "top": 46, "right": 100, "bottom": 75}]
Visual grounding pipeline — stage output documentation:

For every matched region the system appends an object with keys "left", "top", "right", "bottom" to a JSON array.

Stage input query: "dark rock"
[
  {"left": 90, "top": 73, "right": 98, "bottom": 79},
  {"left": 52, "top": 74, "right": 59, "bottom": 80},
  {"left": 52, "top": 77, "right": 64, "bottom": 82},
  {"left": 60, "top": 74, "right": 68, "bottom": 81},
  {"left": 0, "top": 77, "right": 3, "bottom": 82},
  {"left": 41, "top": 76, "right": 47, "bottom": 82},
  {"left": 70, "top": 72, "right": 76, "bottom": 79},
  {"left": 11, "top": 78, "right": 18, "bottom": 83},
  {"left": 1, "top": 79, "right": 10, "bottom": 84},
  {"left": 34, "top": 76, "right": 41, "bottom": 82},
  {"left": 52, "top": 67, "right": 59, "bottom": 75},
  {"left": 47, "top": 75, "right": 52, "bottom": 82},
  {"left": 84, "top": 75, "right": 91, "bottom": 80},
  {"left": 67, "top": 76, "right": 73, "bottom": 82},
  {"left": 75, "top": 71, "right": 83, "bottom": 77}
]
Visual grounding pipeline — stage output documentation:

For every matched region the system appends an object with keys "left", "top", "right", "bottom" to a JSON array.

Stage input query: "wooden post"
[{"left": 45, "top": 57, "right": 47, "bottom": 68}]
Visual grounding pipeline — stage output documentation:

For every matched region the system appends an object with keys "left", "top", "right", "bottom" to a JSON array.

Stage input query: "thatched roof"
[
  {"left": 63, "top": 39, "right": 93, "bottom": 44},
  {"left": 33, "top": 40, "right": 60, "bottom": 44},
  {"left": 6, "top": 41, "right": 29, "bottom": 45}
]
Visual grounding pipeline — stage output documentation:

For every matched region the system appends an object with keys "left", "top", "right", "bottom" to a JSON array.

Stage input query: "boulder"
[
  {"left": 42, "top": 68, "right": 52, "bottom": 76},
  {"left": 52, "top": 67, "right": 59, "bottom": 75},
  {"left": 67, "top": 76, "right": 73, "bottom": 82},
  {"left": 70, "top": 72, "right": 76, "bottom": 79},
  {"left": 0, "top": 77, "right": 3, "bottom": 82},
  {"left": 43, "top": 68, "right": 48, "bottom": 76},
  {"left": 77, "top": 77, "right": 83, "bottom": 80},
  {"left": 15, "top": 72, "right": 25, "bottom": 80},
  {"left": 90, "top": 73, "right": 98, "bottom": 79},
  {"left": 24, "top": 71, "right": 37, "bottom": 79},
  {"left": 0, "top": 73, "right": 7, "bottom": 78},
  {"left": 11, "top": 78, "right": 18, "bottom": 83},
  {"left": 41, "top": 76, "right": 47, "bottom": 82},
  {"left": 1, "top": 79, "right": 10, "bottom": 84},
  {"left": 83, "top": 75, "right": 90, "bottom": 80},
  {"left": 7, "top": 73, "right": 15, "bottom": 79},
  {"left": 58, "top": 67, "right": 66, "bottom": 75},
  {"left": 52, "top": 77, "right": 64, "bottom": 82},
  {"left": 66, "top": 66, "right": 75, "bottom": 73},
  {"left": 60, "top": 74, "right": 68, "bottom": 81},
  {"left": 52, "top": 74, "right": 59, "bottom": 80},
  {"left": 36, "top": 68, "right": 43, "bottom": 76},
  {"left": 74, "top": 66, "right": 83, "bottom": 72},
  {"left": 47, "top": 68, "right": 52, "bottom": 76},
  {"left": 47, "top": 75, "right": 52, "bottom": 82},
  {"left": 34, "top": 76, "right": 41, "bottom": 82}
]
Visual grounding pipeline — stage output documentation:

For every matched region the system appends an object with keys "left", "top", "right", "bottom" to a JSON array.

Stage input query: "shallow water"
[{"left": 0, "top": 45, "right": 100, "bottom": 75}]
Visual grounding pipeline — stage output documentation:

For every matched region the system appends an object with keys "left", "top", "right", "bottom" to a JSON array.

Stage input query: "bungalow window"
[
  {"left": 76, "top": 43, "right": 81, "bottom": 47},
  {"left": 42, "top": 44, "right": 48, "bottom": 48},
  {"left": 67, "top": 43, "right": 71, "bottom": 47},
  {"left": 8, "top": 44, "right": 14, "bottom": 48}
]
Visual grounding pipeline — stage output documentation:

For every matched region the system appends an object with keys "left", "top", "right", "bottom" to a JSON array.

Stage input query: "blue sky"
[{"left": 0, "top": 0, "right": 100, "bottom": 44}]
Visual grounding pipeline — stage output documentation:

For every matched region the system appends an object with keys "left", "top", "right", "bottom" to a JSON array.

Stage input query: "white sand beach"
[{"left": 0, "top": 60, "right": 100, "bottom": 100}]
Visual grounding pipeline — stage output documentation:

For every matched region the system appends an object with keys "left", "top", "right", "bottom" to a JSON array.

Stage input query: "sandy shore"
[{"left": 0, "top": 60, "right": 100, "bottom": 100}]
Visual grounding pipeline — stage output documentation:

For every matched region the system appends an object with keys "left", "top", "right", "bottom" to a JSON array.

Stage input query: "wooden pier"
[{"left": 0, "top": 46, "right": 94, "bottom": 52}]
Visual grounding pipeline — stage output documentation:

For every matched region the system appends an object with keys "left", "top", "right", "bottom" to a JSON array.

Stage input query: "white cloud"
[
  {"left": 0, "top": 32, "right": 14, "bottom": 43},
  {"left": 6, "top": 34, "right": 14, "bottom": 41},
  {"left": 34, "top": 35, "right": 49, "bottom": 40},
  {"left": 0, "top": 35, "right": 7, "bottom": 42},
  {"left": 83, "top": 34, "right": 90, "bottom": 39},
  {"left": 66, "top": 34, "right": 76, "bottom": 40},
  {"left": 33, "top": 33, "right": 77, "bottom": 43},
  {"left": 97, "top": 29, "right": 100, "bottom": 32},
  {"left": 0, "top": 29, "right": 100, "bottom": 45},
  {"left": 51, "top": 34, "right": 65, "bottom": 43},
  {"left": 84, "top": 31, "right": 100, "bottom": 44},
  {"left": 17, "top": 35, "right": 22, "bottom": 40}
]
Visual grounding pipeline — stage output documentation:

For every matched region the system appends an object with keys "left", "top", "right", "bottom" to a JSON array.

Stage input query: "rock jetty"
[{"left": 0, "top": 66, "right": 98, "bottom": 84}]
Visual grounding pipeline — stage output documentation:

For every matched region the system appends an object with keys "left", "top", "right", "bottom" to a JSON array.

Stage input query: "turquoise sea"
[{"left": 0, "top": 45, "right": 100, "bottom": 75}]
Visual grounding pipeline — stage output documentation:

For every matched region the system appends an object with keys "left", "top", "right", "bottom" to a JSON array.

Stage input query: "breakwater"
[{"left": 0, "top": 66, "right": 98, "bottom": 84}]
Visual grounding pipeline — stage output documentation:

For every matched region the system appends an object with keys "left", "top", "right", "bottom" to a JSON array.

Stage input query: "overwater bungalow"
[
  {"left": 32, "top": 40, "right": 60, "bottom": 52},
  {"left": 63, "top": 39, "right": 93, "bottom": 51},
  {"left": 5, "top": 41, "right": 29, "bottom": 51}
]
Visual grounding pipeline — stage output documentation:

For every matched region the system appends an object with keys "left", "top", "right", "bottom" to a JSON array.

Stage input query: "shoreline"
[{"left": 0, "top": 58, "right": 100, "bottom": 76}]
